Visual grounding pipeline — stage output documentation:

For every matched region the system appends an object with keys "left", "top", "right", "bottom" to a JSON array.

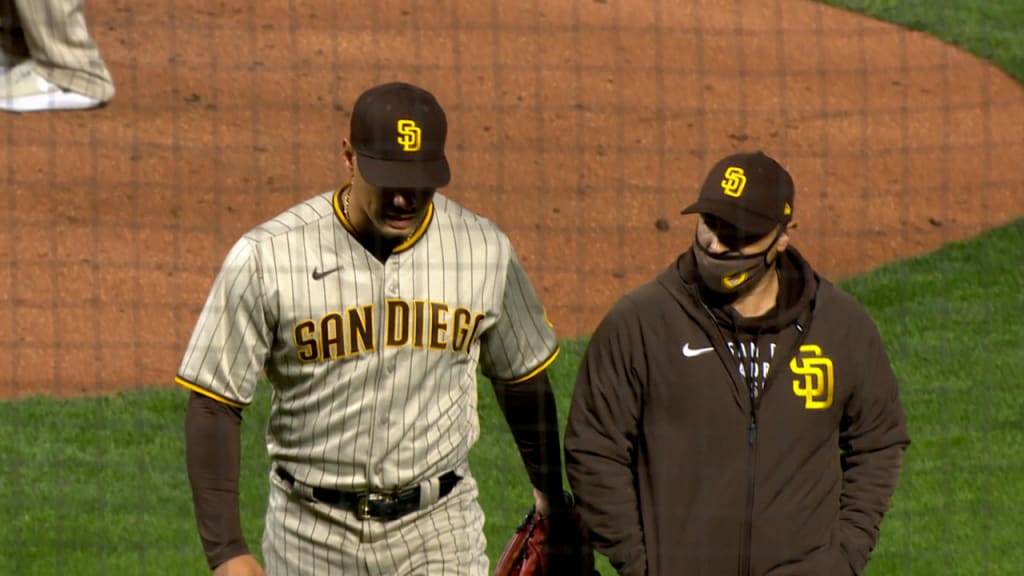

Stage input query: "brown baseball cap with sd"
[
  {"left": 682, "top": 151, "right": 794, "bottom": 238},
  {"left": 350, "top": 82, "right": 450, "bottom": 189}
]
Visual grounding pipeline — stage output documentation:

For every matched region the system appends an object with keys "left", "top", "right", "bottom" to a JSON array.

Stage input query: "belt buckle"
[{"left": 356, "top": 493, "right": 386, "bottom": 520}]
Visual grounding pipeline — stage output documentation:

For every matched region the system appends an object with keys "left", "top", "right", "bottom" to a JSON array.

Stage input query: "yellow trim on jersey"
[
  {"left": 497, "top": 346, "right": 561, "bottom": 385},
  {"left": 175, "top": 376, "right": 246, "bottom": 408},
  {"left": 393, "top": 201, "right": 434, "bottom": 253},
  {"left": 332, "top": 184, "right": 433, "bottom": 252},
  {"left": 333, "top": 185, "right": 357, "bottom": 235}
]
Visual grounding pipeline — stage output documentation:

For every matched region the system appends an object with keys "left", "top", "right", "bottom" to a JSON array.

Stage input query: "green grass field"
[
  {"left": 3, "top": 1, "right": 1023, "bottom": 573},
  {"left": 2, "top": 218, "right": 1020, "bottom": 575},
  {"left": 819, "top": 0, "right": 1024, "bottom": 82}
]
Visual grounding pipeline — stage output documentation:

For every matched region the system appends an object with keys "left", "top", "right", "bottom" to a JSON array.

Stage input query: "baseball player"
[
  {"left": 565, "top": 152, "right": 910, "bottom": 575},
  {"left": 0, "top": 0, "right": 115, "bottom": 111},
  {"left": 178, "top": 82, "right": 568, "bottom": 575}
]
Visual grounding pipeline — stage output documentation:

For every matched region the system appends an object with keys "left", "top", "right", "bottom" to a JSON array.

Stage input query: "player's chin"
[{"left": 382, "top": 215, "right": 419, "bottom": 235}]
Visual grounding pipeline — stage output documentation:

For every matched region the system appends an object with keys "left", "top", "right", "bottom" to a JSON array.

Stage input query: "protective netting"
[{"left": 1, "top": 0, "right": 1022, "bottom": 573}]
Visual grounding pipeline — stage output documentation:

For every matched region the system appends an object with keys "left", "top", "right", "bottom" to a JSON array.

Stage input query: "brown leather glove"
[{"left": 494, "top": 494, "right": 596, "bottom": 576}]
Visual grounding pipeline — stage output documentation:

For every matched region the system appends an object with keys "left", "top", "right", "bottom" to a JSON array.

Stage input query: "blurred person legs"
[
  {"left": 0, "top": 0, "right": 114, "bottom": 111},
  {"left": 0, "top": 0, "right": 28, "bottom": 73}
]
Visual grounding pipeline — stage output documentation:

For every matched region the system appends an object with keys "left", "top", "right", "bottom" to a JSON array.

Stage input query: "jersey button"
[{"left": 388, "top": 282, "right": 398, "bottom": 295}]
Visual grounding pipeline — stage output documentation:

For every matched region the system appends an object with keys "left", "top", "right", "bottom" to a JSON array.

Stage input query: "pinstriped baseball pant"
[
  {"left": 264, "top": 469, "right": 490, "bottom": 575},
  {"left": 0, "top": 0, "right": 114, "bottom": 101}
]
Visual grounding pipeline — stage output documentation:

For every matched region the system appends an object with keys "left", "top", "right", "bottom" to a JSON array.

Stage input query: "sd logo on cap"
[
  {"left": 682, "top": 151, "right": 794, "bottom": 237},
  {"left": 350, "top": 82, "right": 450, "bottom": 189}
]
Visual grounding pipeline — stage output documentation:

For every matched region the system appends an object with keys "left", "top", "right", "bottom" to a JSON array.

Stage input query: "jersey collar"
[{"left": 333, "top": 184, "right": 434, "bottom": 253}]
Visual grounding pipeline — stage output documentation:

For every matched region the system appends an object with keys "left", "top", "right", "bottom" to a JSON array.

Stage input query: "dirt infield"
[{"left": 1, "top": 0, "right": 1022, "bottom": 400}]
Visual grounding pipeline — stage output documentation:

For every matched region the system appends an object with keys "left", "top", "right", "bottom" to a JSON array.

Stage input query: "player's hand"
[
  {"left": 213, "top": 554, "right": 266, "bottom": 576},
  {"left": 533, "top": 487, "right": 554, "bottom": 517},
  {"left": 534, "top": 487, "right": 574, "bottom": 518}
]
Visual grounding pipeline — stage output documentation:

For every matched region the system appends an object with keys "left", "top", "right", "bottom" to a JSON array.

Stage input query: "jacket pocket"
[{"left": 832, "top": 549, "right": 855, "bottom": 575}]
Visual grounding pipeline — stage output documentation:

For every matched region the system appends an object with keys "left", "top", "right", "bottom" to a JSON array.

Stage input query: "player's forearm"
[
  {"left": 185, "top": 392, "right": 250, "bottom": 569},
  {"left": 492, "top": 371, "right": 565, "bottom": 502}
]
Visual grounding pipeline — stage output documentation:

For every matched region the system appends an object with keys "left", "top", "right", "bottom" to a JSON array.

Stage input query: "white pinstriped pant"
[
  {"left": 0, "top": 0, "right": 114, "bottom": 100},
  {"left": 264, "top": 469, "right": 489, "bottom": 576}
]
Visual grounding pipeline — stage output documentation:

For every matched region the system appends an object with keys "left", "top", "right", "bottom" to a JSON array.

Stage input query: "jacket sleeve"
[
  {"left": 564, "top": 299, "right": 647, "bottom": 576},
  {"left": 838, "top": 314, "right": 911, "bottom": 574}
]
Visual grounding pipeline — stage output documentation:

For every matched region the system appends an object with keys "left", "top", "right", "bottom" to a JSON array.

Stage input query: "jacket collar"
[{"left": 657, "top": 246, "right": 819, "bottom": 333}]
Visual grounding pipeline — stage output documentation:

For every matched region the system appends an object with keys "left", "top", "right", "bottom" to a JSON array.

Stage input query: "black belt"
[{"left": 276, "top": 468, "right": 461, "bottom": 521}]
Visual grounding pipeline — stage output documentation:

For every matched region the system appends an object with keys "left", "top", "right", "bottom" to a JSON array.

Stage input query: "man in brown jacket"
[{"left": 564, "top": 151, "right": 910, "bottom": 575}]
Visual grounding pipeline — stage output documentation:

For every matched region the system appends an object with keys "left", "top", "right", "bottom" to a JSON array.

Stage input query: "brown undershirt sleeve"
[
  {"left": 492, "top": 370, "right": 567, "bottom": 509},
  {"left": 185, "top": 391, "right": 249, "bottom": 569}
]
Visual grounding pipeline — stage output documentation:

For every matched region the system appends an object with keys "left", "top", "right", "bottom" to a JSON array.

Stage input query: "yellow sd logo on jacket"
[{"left": 790, "top": 344, "right": 834, "bottom": 409}]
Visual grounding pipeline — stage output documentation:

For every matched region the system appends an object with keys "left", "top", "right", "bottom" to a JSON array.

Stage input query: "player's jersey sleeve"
[
  {"left": 479, "top": 245, "right": 559, "bottom": 383},
  {"left": 175, "top": 237, "right": 272, "bottom": 407}
]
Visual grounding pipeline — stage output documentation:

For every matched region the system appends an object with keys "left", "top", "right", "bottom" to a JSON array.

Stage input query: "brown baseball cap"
[
  {"left": 350, "top": 82, "right": 450, "bottom": 189},
  {"left": 682, "top": 151, "right": 794, "bottom": 237}
]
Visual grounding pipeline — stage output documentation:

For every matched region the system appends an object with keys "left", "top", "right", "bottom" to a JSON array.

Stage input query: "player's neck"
[
  {"left": 351, "top": 222, "right": 402, "bottom": 262},
  {"left": 730, "top": 267, "right": 780, "bottom": 318},
  {"left": 342, "top": 189, "right": 408, "bottom": 262}
]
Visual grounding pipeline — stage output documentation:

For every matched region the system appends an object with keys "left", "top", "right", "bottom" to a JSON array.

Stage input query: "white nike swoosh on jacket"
[{"left": 681, "top": 343, "right": 715, "bottom": 357}]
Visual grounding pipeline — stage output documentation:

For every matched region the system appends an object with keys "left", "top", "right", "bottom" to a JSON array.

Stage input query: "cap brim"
[
  {"left": 357, "top": 153, "right": 451, "bottom": 189},
  {"left": 681, "top": 198, "right": 779, "bottom": 237}
]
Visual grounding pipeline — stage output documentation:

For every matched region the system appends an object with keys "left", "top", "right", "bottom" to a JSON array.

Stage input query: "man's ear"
[
  {"left": 777, "top": 221, "right": 796, "bottom": 253},
  {"left": 341, "top": 138, "right": 354, "bottom": 170}
]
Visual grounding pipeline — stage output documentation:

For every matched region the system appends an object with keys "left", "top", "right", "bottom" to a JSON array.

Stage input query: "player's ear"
[
  {"left": 341, "top": 138, "right": 355, "bottom": 171},
  {"left": 776, "top": 221, "right": 796, "bottom": 253}
]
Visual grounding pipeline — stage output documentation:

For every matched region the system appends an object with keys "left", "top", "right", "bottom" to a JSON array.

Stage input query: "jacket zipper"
[
  {"left": 742, "top": 407, "right": 757, "bottom": 576},
  {"left": 743, "top": 322, "right": 811, "bottom": 575}
]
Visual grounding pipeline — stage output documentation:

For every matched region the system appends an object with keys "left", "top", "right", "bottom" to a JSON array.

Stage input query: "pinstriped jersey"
[{"left": 176, "top": 187, "right": 559, "bottom": 492}]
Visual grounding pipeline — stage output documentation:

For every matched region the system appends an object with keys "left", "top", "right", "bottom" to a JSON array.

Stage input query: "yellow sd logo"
[
  {"left": 790, "top": 344, "right": 834, "bottom": 409},
  {"left": 721, "top": 166, "right": 747, "bottom": 198},
  {"left": 396, "top": 119, "right": 422, "bottom": 152}
]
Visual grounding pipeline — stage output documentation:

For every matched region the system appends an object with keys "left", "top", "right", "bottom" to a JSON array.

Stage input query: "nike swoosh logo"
[
  {"left": 681, "top": 343, "right": 715, "bottom": 358},
  {"left": 311, "top": 266, "right": 342, "bottom": 280}
]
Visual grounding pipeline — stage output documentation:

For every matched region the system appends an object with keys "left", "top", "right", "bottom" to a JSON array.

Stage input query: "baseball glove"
[{"left": 493, "top": 495, "right": 596, "bottom": 576}]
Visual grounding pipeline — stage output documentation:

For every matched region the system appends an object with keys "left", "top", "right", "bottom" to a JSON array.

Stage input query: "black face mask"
[{"left": 693, "top": 229, "right": 781, "bottom": 295}]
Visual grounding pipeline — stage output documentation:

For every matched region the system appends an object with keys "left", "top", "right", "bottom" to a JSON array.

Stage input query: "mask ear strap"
[{"left": 761, "top": 226, "right": 787, "bottom": 265}]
